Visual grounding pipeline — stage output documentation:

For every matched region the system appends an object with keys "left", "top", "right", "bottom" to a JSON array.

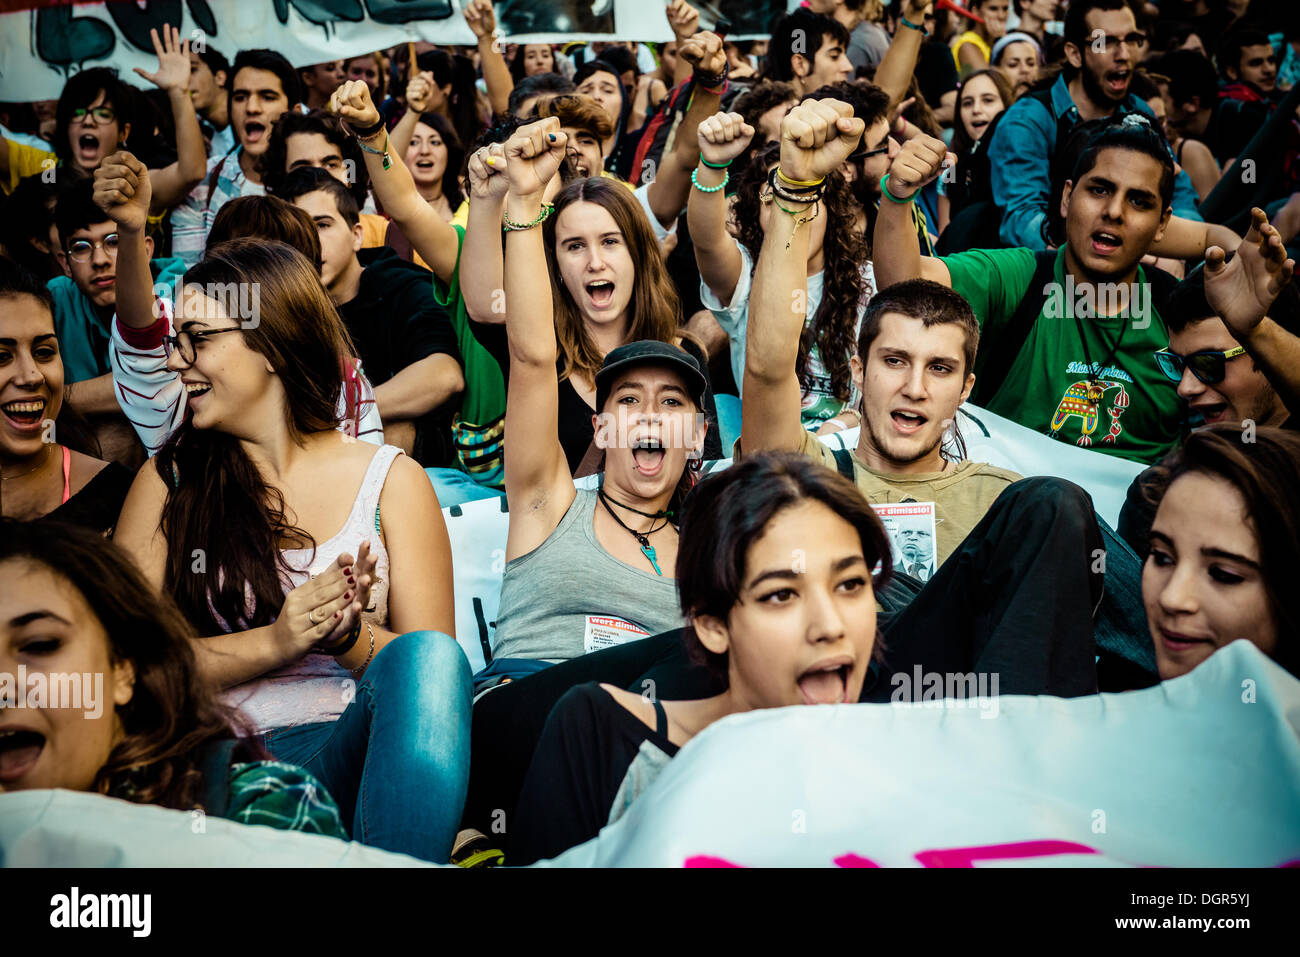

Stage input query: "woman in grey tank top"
[{"left": 486, "top": 118, "right": 712, "bottom": 681}]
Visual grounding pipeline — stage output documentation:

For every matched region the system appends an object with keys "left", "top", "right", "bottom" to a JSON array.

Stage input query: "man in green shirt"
[{"left": 873, "top": 119, "right": 1206, "bottom": 464}]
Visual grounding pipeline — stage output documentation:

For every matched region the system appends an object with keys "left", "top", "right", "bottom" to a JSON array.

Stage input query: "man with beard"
[
  {"left": 987, "top": 0, "right": 1202, "bottom": 251},
  {"left": 739, "top": 100, "right": 1021, "bottom": 571},
  {"left": 171, "top": 50, "right": 301, "bottom": 266}
]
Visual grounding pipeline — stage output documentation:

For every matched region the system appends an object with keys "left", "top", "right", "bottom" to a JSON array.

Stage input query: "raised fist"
[
  {"left": 463, "top": 0, "right": 497, "bottom": 39},
  {"left": 93, "top": 151, "right": 152, "bottom": 233},
  {"left": 406, "top": 71, "right": 436, "bottom": 114},
  {"left": 885, "top": 134, "right": 954, "bottom": 200},
  {"left": 696, "top": 111, "right": 755, "bottom": 168},
  {"left": 504, "top": 116, "right": 568, "bottom": 198},
  {"left": 666, "top": 0, "right": 700, "bottom": 42},
  {"left": 467, "top": 141, "right": 509, "bottom": 201},
  {"left": 779, "top": 98, "right": 865, "bottom": 184},
  {"left": 329, "top": 79, "right": 381, "bottom": 133},
  {"left": 678, "top": 31, "right": 726, "bottom": 79}
]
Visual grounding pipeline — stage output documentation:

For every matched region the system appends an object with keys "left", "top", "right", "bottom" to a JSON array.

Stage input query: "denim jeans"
[
  {"left": 261, "top": 631, "right": 472, "bottom": 863},
  {"left": 424, "top": 466, "right": 505, "bottom": 509}
]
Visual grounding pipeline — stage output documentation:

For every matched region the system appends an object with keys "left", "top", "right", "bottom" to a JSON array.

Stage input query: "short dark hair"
[
  {"left": 677, "top": 451, "right": 892, "bottom": 686},
  {"left": 732, "top": 80, "right": 798, "bottom": 131},
  {"left": 205, "top": 194, "right": 322, "bottom": 271},
  {"left": 765, "top": 9, "right": 851, "bottom": 83},
  {"left": 0, "top": 255, "right": 56, "bottom": 316},
  {"left": 598, "top": 45, "right": 639, "bottom": 79},
  {"left": 260, "top": 109, "right": 370, "bottom": 206},
  {"left": 1219, "top": 29, "right": 1274, "bottom": 81},
  {"left": 1063, "top": 0, "right": 1131, "bottom": 49},
  {"left": 277, "top": 165, "right": 360, "bottom": 229},
  {"left": 194, "top": 45, "right": 229, "bottom": 82},
  {"left": 1127, "top": 68, "right": 1161, "bottom": 103},
  {"left": 1155, "top": 49, "right": 1219, "bottom": 109},
  {"left": 1069, "top": 114, "right": 1175, "bottom": 208},
  {"left": 857, "top": 279, "right": 981, "bottom": 376},
  {"left": 227, "top": 49, "right": 301, "bottom": 117},
  {"left": 0, "top": 174, "right": 66, "bottom": 281},
  {"left": 55, "top": 67, "right": 134, "bottom": 164},
  {"left": 507, "top": 72, "right": 575, "bottom": 116},
  {"left": 54, "top": 178, "right": 109, "bottom": 247},
  {"left": 1164, "top": 257, "right": 1300, "bottom": 336}
]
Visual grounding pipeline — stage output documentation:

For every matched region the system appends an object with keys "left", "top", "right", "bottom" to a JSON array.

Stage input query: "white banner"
[
  {"left": 3, "top": 641, "right": 1295, "bottom": 867},
  {"left": 0, "top": 0, "right": 787, "bottom": 102}
]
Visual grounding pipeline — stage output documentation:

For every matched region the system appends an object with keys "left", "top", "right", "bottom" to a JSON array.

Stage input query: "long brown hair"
[
  {"left": 732, "top": 142, "right": 870, "bottom": 403},
  {"left": 1140, "top": 425, "right": 1300, "bottom": 678},
  {"left": 156, "top": 239, "right": 356, "bottom": 635},
  {"left": 0, "top": 518, "right": 262, "bottom": 810},
  {"left": 543, "top": 177, "right": 684, "bottom": 386},
  {"left": 950, "top": 68, "right": 1014, "bottom": 156}
]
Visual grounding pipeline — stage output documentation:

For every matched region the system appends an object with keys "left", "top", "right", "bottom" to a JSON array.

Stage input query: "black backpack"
[{"left": 968, "top": 251, "right": 1181, "bottom": 408}]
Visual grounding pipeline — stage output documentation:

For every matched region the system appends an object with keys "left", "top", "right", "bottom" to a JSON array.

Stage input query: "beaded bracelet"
[
  {"left": 356, "top": 131, "right": 392, "bottom": 171},
  {"left": 502, "top": 203, "right": 554, "bottom": 231},
  {"left": 351, "top": 622, "right": 376, "bottom": 676},
  {"left": 878, "top": 173, "right": 916, "bottom": 205},
  {"left": 768, "top": 167, "right": 825, "bottom": 205},
  {"left": 699, "top": 156, "right": 732, "bottom": 169},
  {"left": 691, "top": 167, "right": 728, "bottom": 193}
]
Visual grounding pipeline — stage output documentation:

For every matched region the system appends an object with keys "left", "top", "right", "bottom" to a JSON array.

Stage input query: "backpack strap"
[
  {"left": 971, "top": 250, "right": 1059, "bottom": 407},
  {"left": 831, "top": 447, "right": 855, "bottom": 480}
]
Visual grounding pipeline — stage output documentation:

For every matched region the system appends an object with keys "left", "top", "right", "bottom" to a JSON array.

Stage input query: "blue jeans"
[{"left": 261, "top": 631, "right": 472, "bottom": 863}]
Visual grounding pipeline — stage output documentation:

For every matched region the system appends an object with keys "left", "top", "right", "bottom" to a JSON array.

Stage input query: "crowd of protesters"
[{"left": 2, "top": 0, "right": 1299, "bottom": 867}]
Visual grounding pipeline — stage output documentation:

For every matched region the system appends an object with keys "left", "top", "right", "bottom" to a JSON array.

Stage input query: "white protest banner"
[
  {"left": 544, "top": 641, "right": 1300, "bottom": 867},
  {"left": 0, "top": 0, "right": 786, "bottom": 102},
  {"left": 3, "top": 642, "right": 1294, "bottom": 867}
]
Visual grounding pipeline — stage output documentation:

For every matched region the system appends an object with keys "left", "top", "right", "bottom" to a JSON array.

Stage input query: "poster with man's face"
[{"left": 873, "top": 503, "right": 938, "bottom": 583}]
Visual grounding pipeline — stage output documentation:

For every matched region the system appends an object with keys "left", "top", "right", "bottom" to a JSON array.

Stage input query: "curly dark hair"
[
  {"left": 731, "top": 141, "right": 871, "bottom": 404},
  {"left": 0, "top": 519, "right": 264, "bottom": 811}
]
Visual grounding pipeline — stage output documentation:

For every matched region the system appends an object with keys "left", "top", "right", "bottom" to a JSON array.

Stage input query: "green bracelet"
[
  {"left": 900, "top": 15, "right": 928, "bottom": 35},
  {"left": 502, "top": 203, "right": 554, "bottom": 231},
  {"left": 699, "top": 156, "right": 732, "bottom": 169},
  {"left": 691, "top": 167, "right": 728, "bottom": 193},
  {"left": 879, "top": 174, "right": 916, "bottom": 205},
  {"left": 355, "top": 131, "right": 392, "bottom": 171}
]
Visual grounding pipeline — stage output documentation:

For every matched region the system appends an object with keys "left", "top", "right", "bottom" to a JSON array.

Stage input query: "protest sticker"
[
  {"left": 872, "top": 502, "right": 938, "bottom": 582},
  {"left": 583, "top": 615, "right": 649, "bottom": 655}
]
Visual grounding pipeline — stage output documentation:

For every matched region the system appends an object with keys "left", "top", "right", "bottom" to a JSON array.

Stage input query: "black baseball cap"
[{"left": 594, "top": 340, "right": 707, "bottom": 412}]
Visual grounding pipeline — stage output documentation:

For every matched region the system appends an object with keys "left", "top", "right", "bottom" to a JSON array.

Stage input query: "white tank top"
[{"left": 222, "top": 444, "right": 403, "bottom": 733}]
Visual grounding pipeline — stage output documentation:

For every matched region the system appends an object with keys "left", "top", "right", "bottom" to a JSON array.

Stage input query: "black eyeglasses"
[
  {"left": 163, "top": 327, "right": 243, "bottom": 364},
  {"left": 66, "top": 233, "right": 119, "bottom": 263},
  {"left": 1154, "top": 346, "right": 1247, "bottom": 385},
  {"left": 1093, "top": 32, "right": 1149, "bottom": 54},
  {"left": 851, "top": 142, "right": 891, "bottom": 161},
  {"left": 71, "top": 106, "right": 116, "bottom": 125}
]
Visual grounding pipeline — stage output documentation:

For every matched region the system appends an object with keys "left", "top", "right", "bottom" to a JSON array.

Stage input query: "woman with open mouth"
[
  {"left": 508, "top": 451, "right": 890, "bottom": 864},
  {"left": 391, "top": 73, "right": 466, "bottom": 225},
  {"left": 937, "top": 68, "right": 1014, "bottom": 234},
  {"left": 112, "top": 239, "right": 471, "bottom": 864},
  {"left": 0, "top": 519, "right": 347, "bottom": 838},
  {"left": 0, "top": 260, "right": 132, "bottom": 535}
]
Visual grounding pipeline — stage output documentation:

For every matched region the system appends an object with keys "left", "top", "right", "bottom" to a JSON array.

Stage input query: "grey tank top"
[{"left": 492, "top": 488, "right": 685, "bottom": 662}]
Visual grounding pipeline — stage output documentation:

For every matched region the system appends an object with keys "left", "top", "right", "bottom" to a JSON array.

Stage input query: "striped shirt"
[
  {"left": 109, "top": 300, "right": 384, "bottom": 455},
  {"left": 170, "top": 145, "right": 265, "bottom": 267}
]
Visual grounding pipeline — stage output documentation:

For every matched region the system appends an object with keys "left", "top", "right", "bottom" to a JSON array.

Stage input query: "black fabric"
[
  {"left": 832, "top": 447, "right": 854, "bottom": 480},
  {"left": 509, "top": 682, "right": 679, "bottom": 865},
  {"left": 1200, "top": 83, "right": 1300, "bottom": 229},
  {"left": 914, "top": 39, "right": 960, "bottom": 113},
  {"left": 1203, "top": 97, "right": 1273, "bottom": 169},
  {"left": 463, "top": 628, "right": 719, "bottom": 846},
  {"left": 195, "top": 738, "right": 239, "bottom": 819},
  {"left": 39, "top": 461, "right": 133, "bottom": 536},
  {"left": 337, "top": 246, "right": 463, "bottom": 467},
  {"left": 863, "top": 476, "right": 1104, "bottom": 702}
]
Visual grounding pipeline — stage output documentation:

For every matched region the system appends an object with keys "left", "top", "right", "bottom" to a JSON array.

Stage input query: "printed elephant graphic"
[{"left": 1049, "top": 380, "right": 1130, "bottom": 447}]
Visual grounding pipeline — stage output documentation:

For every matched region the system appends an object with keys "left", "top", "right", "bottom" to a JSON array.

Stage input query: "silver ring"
[{"left": 309, "top": 608, "right": 324, "bottom": 624}]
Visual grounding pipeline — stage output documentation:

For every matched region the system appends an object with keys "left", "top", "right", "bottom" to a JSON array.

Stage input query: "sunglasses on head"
[{"left": 1153, "top": 346, "right": 1247, "bottom": 385}]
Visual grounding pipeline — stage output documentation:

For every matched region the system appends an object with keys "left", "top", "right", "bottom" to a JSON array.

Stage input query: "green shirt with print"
[
  {"left": 943, "top": 246, "right": 1182, "bottom": 464},
  {"left": 431, "top": 224, "right": 507, "bottom": 487}
]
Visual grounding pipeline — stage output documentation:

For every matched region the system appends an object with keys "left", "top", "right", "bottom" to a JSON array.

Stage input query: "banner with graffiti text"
[{"left": 0, "top": 0, "right": 787, "bottom": 102}]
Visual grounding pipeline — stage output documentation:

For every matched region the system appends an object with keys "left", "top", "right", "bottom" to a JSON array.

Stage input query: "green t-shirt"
[
  {"left": 944, "top": 246, "right": 1182, "bottom": 464},
  {"left": 432, "top": 224, "right": 507, "bottom": 487}
]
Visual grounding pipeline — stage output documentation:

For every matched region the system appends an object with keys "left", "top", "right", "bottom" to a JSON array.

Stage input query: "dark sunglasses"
[{"left": 1153, "top": 346, "right": 1247, "bottom": 385}]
